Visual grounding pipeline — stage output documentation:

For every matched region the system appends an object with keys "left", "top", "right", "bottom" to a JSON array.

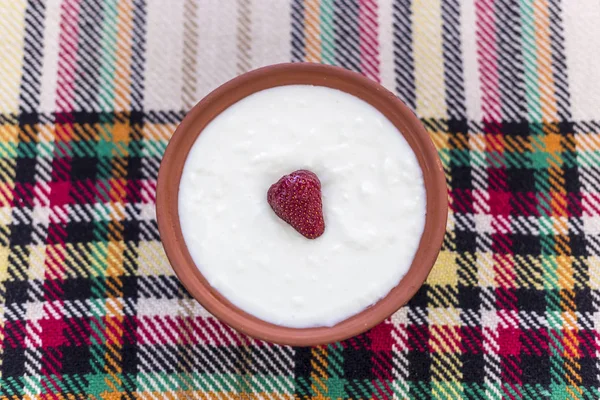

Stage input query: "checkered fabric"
[{"left": 1, "top": 0, "right": 599, "bottom": 398}]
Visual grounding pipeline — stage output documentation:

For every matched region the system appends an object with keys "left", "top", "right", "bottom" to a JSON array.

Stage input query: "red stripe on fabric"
[
  {"left": 63, "top": 317, "right": 92, "bottom": 346},
  {"left": 578, "top": 329, "right": 600, "bottom": 358},
  {"left": 450, "top": 189, "right": 474, "bottom": 214},
  {"left": 566, "top": 192, "right": 582, "bottom": 217},
  {"left": 582, "top": 192, "right": 600, "bottom": 216},
  {"left": 459, "top": 326, "right": 484, "bottom": 354},
  {"left": 123, "top": 315, "right": 138, "bottom": 344},
  {"left": 40, "top": 0, "right": 82, "bottom": 383},
  {"left": 136, "top": 316, "right": 245, "bottom": 346},
  {"left": 496, "top": 289, "right": 518, "bottom": 312},
  {"left": 511, "top": 192, "right": 539, "bottom": 217},
  {"left": 55, "top": 1, "right": 81, "bottom": 114},
  {"left": 475, "top": 0, "right": 501, "bottom": 123},
  {"left": 142, "top": 180, "right": 157, "bottom": 203},
  {"left": 136, "top": 317, "right": 172, "bottom": 345},
  {"left": 406, "top": 324, "right": 430, "bottom": 352},
  {"left": 70, "top": 179, "right": 98, "bottom": 204},
  {"left": 358, "top": 0, "right": 380, "bottom": 83},
  {"left": 34, "top": 181, "right": 51, "bottom": 208},
  {"left": 3, "top": 320, "right": 27, "bottom": 348},
  {"left": 519, "top": 328, "right": 549, "bottom": 356},
  {"left": 125, "top": 179, "right": 144, "bottom": 203},
  {"left": 13, "top": 182, "right": 35, "bottom": 208},
  {"left": 367, "top": 324, "right": 393, "bottom": 399},
  {"left": 500, "top": 355, "right": 523, "bottom": 396},
  {"left": 201, "top": 317, "right": 244, "bottom": 346}
]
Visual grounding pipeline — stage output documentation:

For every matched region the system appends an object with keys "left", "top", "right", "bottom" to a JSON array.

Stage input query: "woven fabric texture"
[{"left": 1, "top": 0, "right": 600, "bottom": 398}]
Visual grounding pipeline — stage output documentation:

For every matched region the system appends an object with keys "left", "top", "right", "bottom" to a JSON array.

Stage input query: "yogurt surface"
[{"left": 178, "top": 85, "right": 426, "bottom": 328}]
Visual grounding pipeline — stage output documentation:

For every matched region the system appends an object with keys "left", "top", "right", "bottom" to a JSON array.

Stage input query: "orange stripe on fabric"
[
  {"left": 114, "top": 1, "right": 134, "bottom": 111},
  {"left": 310, "top": 345, "right": 328, "bottom": 398},
  {"left": 304, "top": 0, "right": 322, "bottom": 63}
]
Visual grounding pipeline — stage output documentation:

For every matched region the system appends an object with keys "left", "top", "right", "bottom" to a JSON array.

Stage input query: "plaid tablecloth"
[{"left": 1, "top": 0, "right": 599, "bottom": 398}]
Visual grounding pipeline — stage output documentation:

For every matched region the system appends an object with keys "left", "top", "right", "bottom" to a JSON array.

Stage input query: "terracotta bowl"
[{"left": 157, "top": 63, "right": 447, "bottom": 346}]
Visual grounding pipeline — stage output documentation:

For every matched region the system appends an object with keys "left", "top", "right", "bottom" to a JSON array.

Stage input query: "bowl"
[{"left": 156, "top": 63, "right": 447, "bottom": 346}]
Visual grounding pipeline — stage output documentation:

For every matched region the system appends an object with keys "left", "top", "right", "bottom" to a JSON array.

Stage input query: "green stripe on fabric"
[
  {"left": 293, "top": 376, "right": 311, "bottom": 397},
  {"left": 432, "top": 381, "right": 464, "bottom": 399},
  {"left": 345, "top": 378, "right": 375, "bottom": 399},
  {"left": 98, "top": 0, "right": 118, "bottom": 112},
  {"left": 0, "top": 376, "right": 25, "bottom": 396},
  {"left": 461, "top": 382, "right": 488, "bottom": 399},
  {"left": 143, "top": 139, "right": 168, "bottom": 157},
  {"left": 320, "top": 0, "right": 335, "bottom": 65},
  {"left": 469, "top": 150, "right": 487, "bottom": 168},
  {"left": 520, "top": 0, "right": 542, "bottom": 123},
  {"left": 16, "top": 141, "right": 36, "bottom": 158},
  {"left": 0, "top": 142, "right": 18, "bottom": 158},
  {"left": 327, "top": 342, "right": 346, "bottom": 398},
  {"left": 136, "top": 372, "right": 182, "bottom": 393},
  {"left": 504, "top": 151, "right": 531, "bottom": 169},
  {"left": 449, "top": 149, "right": 472, "bottom": 167},
  {"left": 410, "top": 380, "right": 432, "bottom": 399},
  {"left": 247, "top": 375, "right": 294, "bottom": 394}
]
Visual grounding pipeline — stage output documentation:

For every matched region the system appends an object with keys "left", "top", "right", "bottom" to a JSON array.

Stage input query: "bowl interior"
[{"left": 156, "top": 63, "right": 448, "bottom": 346}]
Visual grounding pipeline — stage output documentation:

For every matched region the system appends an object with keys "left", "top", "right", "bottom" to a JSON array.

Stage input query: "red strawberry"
[{"left": 267, "top": 170, "right": 325, "bottom": 239}]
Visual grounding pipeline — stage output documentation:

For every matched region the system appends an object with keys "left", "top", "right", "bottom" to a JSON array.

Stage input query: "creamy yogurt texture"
[{"left": 178, "top": 85, "right": 426, "bottom": 328}]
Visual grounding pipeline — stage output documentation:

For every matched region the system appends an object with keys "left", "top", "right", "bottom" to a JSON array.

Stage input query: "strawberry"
[{"left": 267, "top": 170, "right": 325, "bottom": 239}]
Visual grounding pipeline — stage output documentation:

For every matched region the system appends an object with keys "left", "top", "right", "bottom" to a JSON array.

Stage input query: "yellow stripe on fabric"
[
  {"left": 411, "top": 0, "right": 447, "bottom": 119},
  {"left": 514, "top": 254, "right": 544, "bottom": 290},
  {"left": 428, "top": 251, "right": 457, "bottom": 286},
  {"left": 137, "top": 241, "right": 174, "bottom": 276},
  {"left": 0, "top": 0, "right": 26, "bottom": 372},
  {"left": 0, "top": 246, "right": 8, "bottom": 282},
  {"left": 0, "top": 5, "right": 25, "bottom": 334},
  {"left": 413, "top": 2, "right": 459, "bottom": 390},
  {"left": 0, "top": 0, "right": 27, "bottom": 113},
  {"left": 590, "top": 256, "right": 600, "bottom": 290},
  {"left": 533, "top": 0, "right": 558, "bottom": 122},
  {"left": 130, "top": 392, "right": 292, "bottom": 400}
]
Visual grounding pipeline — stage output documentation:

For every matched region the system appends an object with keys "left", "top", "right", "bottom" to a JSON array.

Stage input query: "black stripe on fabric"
[
  {"left": 74, "top": 0, "right": 105, "bottom": 113},
  {"left": 291, "top": 0, "right": 306, "bottom": 62},
  {"left": 131, "top": 0, "right": 147, "bottom": 112},
  {"left": 0, "top": 110, "right": 184, "bottom": 126},
  {"left": 120, "top": 10, "right": 146, "bottom": 360},
  {"left": 495, "top": 0, "right": 527, "bottom": 122},
  {"left": 137, "top": 275, "right": 183, "bottom": 299},
  {"left": 441, "top": 0, "right": 467, "bottom": 125},
  {"left": 292, "top": 346, "right": 312, "bottom": 398},
  {"left": 392, "top": 0, "right": 415, "bottom": 110},
  {"left": 19, "top": 0, "right": 46, "bottom": 114},
  {"left": 14, "top": 2, "right": 48, "bottom": 388},
  {"left": 9, "top": 3, "right": 47, "bottom": 384},
  {"left": 548, "top": 0, "right": 571, "bottom": 121},
  {"left": 4, "top": 112, "right": 600, "bottom": 136},
  {"left": 333, "top": 0, "right": 361, "bottom": 73},
  {"left": 131, "top": 0, "right": 146, "bottom": 111}
]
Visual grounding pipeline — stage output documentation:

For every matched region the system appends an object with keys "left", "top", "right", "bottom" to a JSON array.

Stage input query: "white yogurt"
[{"left": 178, "top": 85, "right": 426, "bottom": 328}]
